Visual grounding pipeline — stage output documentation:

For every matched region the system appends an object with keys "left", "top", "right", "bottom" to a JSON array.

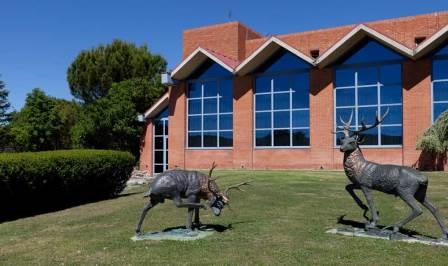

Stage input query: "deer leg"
[
  {"left": 193, "top": 198, "right": 202, "bottom": 228},
  {"left": 185, "top": 195, "right": 199, "bottom": 231},
  {"left": 135, "top": 198, "right": 159, "bottom": 235},
  {"left": 345, "top": 184, "right": 369, "bottom": 220},
  {"left": 420, "top": 198, "right": 448, "bottom": 240},
  {"left": 383, "top": 193, "right": 423, "bottom": 233},
  {"left": 361, "top": 187, "right": 379, "bottom": 228},
  {"left": 173, "top": 195, "right": 207, "bottom": 209}
]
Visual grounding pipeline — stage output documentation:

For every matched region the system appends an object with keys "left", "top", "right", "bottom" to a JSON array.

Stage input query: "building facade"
[{"left": 140, "top": 12, "right": 448, "bottom": 175}]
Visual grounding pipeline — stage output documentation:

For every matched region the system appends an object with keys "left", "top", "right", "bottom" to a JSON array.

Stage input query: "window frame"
[
  {"left": 333, "top": 60, "right": 403, "bottom": 148},
  {"left": 186, "top": 76, "right": 233, "bottom": 149},
  {"left": 253, "top": 69, "right": 311, "bottom": 149},
  {"left": 431, "top": 52, "right": 448, "bottom": 123}
]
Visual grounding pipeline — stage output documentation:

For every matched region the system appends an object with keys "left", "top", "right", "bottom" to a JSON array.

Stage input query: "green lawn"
[{"left": 2, "top": 170, "right": 448, "bottom": 265}]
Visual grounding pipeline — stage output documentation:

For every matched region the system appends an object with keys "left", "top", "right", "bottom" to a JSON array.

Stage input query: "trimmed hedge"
[{"left": 0, "top": 149, "right": 135, "bottom": 218}]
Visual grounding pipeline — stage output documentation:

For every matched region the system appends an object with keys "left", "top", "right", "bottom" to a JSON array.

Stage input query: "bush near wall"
[{"left": 0, "top": 149, "right": 135, "bottom": 219}]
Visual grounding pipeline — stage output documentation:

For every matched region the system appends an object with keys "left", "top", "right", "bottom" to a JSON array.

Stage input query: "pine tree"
[{"left": 0, "top": 78, "right": 11, "bottom": 125}]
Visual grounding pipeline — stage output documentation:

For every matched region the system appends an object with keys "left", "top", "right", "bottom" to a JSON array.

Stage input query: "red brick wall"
[
  {"left": 140, "top": 12, "right": 448, "bottom": 172},
  {"left": 139, "top": 120, "right": 153, "bottom": 175}
]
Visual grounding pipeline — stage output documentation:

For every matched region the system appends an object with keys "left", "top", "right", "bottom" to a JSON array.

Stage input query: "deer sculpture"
[
  {"left": 334, "top": 109, "right": 448, "bottom": 239},
  {"left": 135, "top": 162, "right": 250, "bottom": 234}
]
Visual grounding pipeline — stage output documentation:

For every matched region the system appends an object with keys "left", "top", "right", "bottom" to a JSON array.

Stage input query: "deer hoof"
[{"left": 381, "top": 224, "right": 399, "bottom": 233}]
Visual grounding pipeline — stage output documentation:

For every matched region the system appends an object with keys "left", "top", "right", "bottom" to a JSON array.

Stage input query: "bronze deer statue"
[
  {"left": 334, "top": 109, "right": 448, "bottom": 239},
  {"left": 135, "top": 162, "right": 250, "bottom": 234}
]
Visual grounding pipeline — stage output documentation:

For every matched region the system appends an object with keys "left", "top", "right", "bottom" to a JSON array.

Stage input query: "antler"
[
  {"left": 348, "top": 108, "right": 389, "bottom": 135},
  {"left": 332, "top": 110, "right": 353, "bottom": 137},
  {"left": 208, "top": 161, "right": 218, "bottom": 181},
  {"left": 224, "top": 181, "right": 252, "bottom": 197}
]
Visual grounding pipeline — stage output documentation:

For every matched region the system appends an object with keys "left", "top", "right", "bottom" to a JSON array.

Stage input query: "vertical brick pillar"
[
  {"left": 233, "top": 76, "right": 254, "bottom": 169},
  {"left": 309, "top": 68, "right": 336, "bottom": 169},
  {"left": 402, "top": 59, "right": 432, "bottom": 167},
  {"left": 139, "top": 119, "right": 153, "bottom": 175},
  {"left": 168, "top": 83, "right": 186, "bottom": 169}
]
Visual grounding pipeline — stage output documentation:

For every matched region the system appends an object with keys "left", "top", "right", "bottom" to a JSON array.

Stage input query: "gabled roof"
[
  {"left": 235, "top": 36, "right": 315, "bottom": 75},
  {"left": 144, "top": 92, "right": 169, "bottom": 119},
  {"left": 171, "top": 47, "right": 239, "bottom": 80},
  {"left": 414, "top": 25, "right": 448, "bottom": 59},
  {"left": 315, "top": 24, "right": 414, "bottom": 68}
]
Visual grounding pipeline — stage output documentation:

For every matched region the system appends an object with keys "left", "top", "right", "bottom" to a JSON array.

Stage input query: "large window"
[
  {"left": 254, "top": 50, "right": 311, "bottom": 148},
  {"left": 153, "top": 108, "right": 168, "bottom": 174},
  {"left": 334, "top": 40, "right": 403, "bottom": 146},
  {"left": 187, "top": 60, "right": 233, "bottom": 148},
  {"left": 432, "top": 43, "right": 448, "bottom": 121}
]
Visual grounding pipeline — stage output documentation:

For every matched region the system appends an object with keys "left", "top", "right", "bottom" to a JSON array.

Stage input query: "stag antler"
[
  {"left": 224, "top": 181, "right": 252, "bottom": 197},
  {"left": 208, "top": 161, "right": 218, "bottom": 181},
  {"left": 332, "top": 110, "right": 354, "bottom": 136},
  {"left": 349, "top": 108, "right": 389, "bottom": 135}
]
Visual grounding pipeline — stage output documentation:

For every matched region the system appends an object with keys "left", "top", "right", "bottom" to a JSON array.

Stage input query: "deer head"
[
  {"left": 206, "top": 162, "right": 251, "bottom": 216},
  {"left": 333, "top": 108, "right": 389, "bottom": 152}
]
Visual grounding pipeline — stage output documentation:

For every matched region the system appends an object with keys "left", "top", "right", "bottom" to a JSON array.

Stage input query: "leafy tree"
[
  {"left": 72, "top": 83, "right": 144, "bottom": 156},
  {"left": 10, "top": 89, "right": 79, "bottom": 151},
  {"left": 416, "top": 111, "right": 448, "bottom": 169},
  {"left": 67, "top": 40, "right": 166, "bottom": 103},
  {"left": 0, "top": 77, "right": 11, "bottom": 125}
]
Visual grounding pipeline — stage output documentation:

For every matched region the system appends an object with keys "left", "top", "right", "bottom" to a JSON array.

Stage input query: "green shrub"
[{"left": 0, "top": 149, "right": 135, "bottom": 219}]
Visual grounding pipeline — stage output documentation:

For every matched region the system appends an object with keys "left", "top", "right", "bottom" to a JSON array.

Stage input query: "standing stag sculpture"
[
  {"left": 136, "top": 162, "right": 250, "bottom": 234},
  {"left": 334, "top": 109, "right": 448, "bottom": 239}
]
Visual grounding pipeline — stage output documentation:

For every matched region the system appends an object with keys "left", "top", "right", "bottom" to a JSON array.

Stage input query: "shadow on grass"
[
  {"left": 0, "top": 191, "right": 142, "bottom": 224},
  {"left": 337, "top": 215, "right": 434, "bottom": 238}
]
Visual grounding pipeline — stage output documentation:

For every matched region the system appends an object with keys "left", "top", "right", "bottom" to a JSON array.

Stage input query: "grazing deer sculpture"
[
  {"left": 334, "top": 109, "right": 448, "bottom": 239},
  {"left": 135, "top": 162, "right": 250, "bottom": 234}
]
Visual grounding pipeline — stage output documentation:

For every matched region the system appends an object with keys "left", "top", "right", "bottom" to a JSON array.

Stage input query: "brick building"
[{"left": 140, "top": 12, "right": 448, "bottom": 175}]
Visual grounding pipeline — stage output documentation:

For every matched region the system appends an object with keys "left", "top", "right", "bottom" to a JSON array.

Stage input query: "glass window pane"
[
  {"left": 188, "top": 99, "right": 201, "bottom": 114},
  {"left": 433, "top": 60, "right": 448, "bottom": 80},
  {"left": 154, "top": 165, "right": 164, "bottom": 174},
  {"left": 335, "top": 68, "right": 355, "bottom": 87},
  {"left": 164, "top": 121, "right": 168, "bottom": 135},
  {"left": 273, "top": 76, "right": 290, "bottom": 92},
  {"left": 154, "top": 151, "right": 164, "bottom": 164},
  {"left": 292, "top": 88, "right": 309, "bottom": 109},
  {"left": 203, "top": 115, "right": 217, "bottom": 130},
  {"left": 292, "top": 129, "right": 310, "bottom": 146},
  {"left": 203, "top": 98, "right": 217, "bottom": 113},
  {"left": 219, "top": 131, "right": 233, "bottom": 147},
  {"left": 188, "top": 132, "right": 201, "bottom": 147},
  {"left": 154, "top": 120, "right": 164, "bottom": 135},
  {"left": 255, "top": 76, "right": 271, "bottom": 93},
  {"left": 358, "top": 86, "right": 377, "bottom": 106},
  {"left": 381, "top": 126, "right": 402, "bottom": 145},
  {"left": 190, "top": 60, "right": 232, "bottom": 80},
  {"left": 380, "top": 64, "right": 401, "bottom": 84},
  {"left": 256, "top": 130, "right": 272, "bottom": 146},
  {"left": 203, "top": 131, "right": 217, "bottom": 147},
  {"left": 255, "top": 94, "right": 271, "bottom": 111},
  {"left": 274, "top": 111, "right": 290, "bottom": 128},
  {"left": 433, "top": 81, "right": 448, "bottom": 102},
  {"left": 256, "top": 112, "right": 271, "bottom": 129},
  {"left": 381, "top": 105, "right": 402, "bottom": 125},
  {"left": 154, "top": 137, "right": 164, "bottom": 150},
  {"left": 292, "top": 110, "right": 309, "bottom": 128},
  {"left": 435, "top": 44, "right": 448, "bottom": 56},
  {"left": 358, "top": 107, "right": 378, "bottom": 126},
  {"left": 203, "top": 81, "right": 218, "bottom": 97},
  {"left": 381, "top": 85, "right": 402, "bottom": 104},
  {"left": 188, "top": 82, "right": 201, "bottom": 98},
  {"left": 335, "top": 88, "right": 355, "bottom": 107},
  {"left": 336, "top": 108, "right": 355, "bottom": 127},
  {"left": 274, "top": 93, "right": 290, "bottom": 110},
  {"left": 342, "top": 40, "right": 403, "bottom": 65},
  {"left": 219, "top": 79, "right": 233, "bottom": 113},
  {"left": 219, "top": 114, "right": 232, "bottom": 130},
  {"left": 258, "top": 50, "right": 310, "bottom": 73},
  {"left": 360, "top": 127, "right": 378, "bottom": 145},
  {"left": 188, "top": 116, "right": 201, "bottom": 131},
  {"left": 357, "top": 67, "right": 377, "bottom": 86},
  {"left": 274, "top": 129, "right": 290, "bottom": 146},
  {"left": 434, "top": 103, "right": 448, "bottom": 121}
]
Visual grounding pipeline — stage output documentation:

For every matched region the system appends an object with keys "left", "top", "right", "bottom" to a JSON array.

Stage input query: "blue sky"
[{"left": 1, "top": 0, "right": 447, "bottom": 110}]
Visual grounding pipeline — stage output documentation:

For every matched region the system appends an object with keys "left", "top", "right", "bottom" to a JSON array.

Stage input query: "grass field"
[{"left": 1, "top": 170, "right": 448, "bottom": 265}]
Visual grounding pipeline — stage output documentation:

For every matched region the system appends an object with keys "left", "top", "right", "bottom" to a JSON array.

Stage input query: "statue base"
[
  {"left": 131, "top": 225, "right": 216, "bottom": 241},
  {"left": 327, "top": 227, "right": 448, "bottom": 247}
]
